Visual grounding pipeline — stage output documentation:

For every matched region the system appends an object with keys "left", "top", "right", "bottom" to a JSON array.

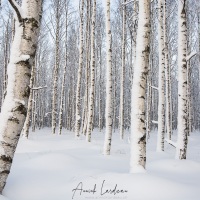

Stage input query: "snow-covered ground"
[{"left": 1, "top": 129, "right": 200, "bottom": 200}]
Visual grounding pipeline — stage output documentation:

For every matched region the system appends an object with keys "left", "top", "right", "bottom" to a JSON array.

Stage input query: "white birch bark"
[
  {"left": 119, "top": 0, "right": 126, "bottom": 140},
  {"left": 86, "top": 0, "right": 96, "bottom": 142},
  {"left": 176, "top": 0, "right": 188, "bottom": 160},
  {"left": 82, "top": 0, "right": 91, "bottom": 135},
  {"left": 103, "top": 0, "right": 113, "bottom": 155},
  {"left": 164, "top": 0, "right": 172, "bottom": 140},
  {"left": 130, "top": 0, "right": 150, "bottom": 173},
  {"left": 58, "top": 2, "right": 69, "bottom": 135},
  {"left": 22, "top": 64, "right": 35, "bottom": 138},
  {"left": 52, "top": 0, "right": 60, "bottom": 134},
  {"left": 0, "top": 0, "right": 43, "bottom": 192},
  {"left": 157, "top": 0, "right": 165, "bottom": 152},
  {"left": 75, "top": 0, "right": 84, "bottom": 138}
]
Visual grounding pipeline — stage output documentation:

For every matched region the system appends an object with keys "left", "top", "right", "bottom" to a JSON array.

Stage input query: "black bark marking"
[{"left": 0, "top": 155, "right": 12, "bottom": 163}]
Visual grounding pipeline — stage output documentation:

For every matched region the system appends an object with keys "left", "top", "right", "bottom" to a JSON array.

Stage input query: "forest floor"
[{"left": 1, "top": 128, "right": 200, "bottom": 200}]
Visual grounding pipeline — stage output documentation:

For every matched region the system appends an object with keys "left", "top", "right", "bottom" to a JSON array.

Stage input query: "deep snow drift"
[{"left": 1, "top": 129, "right": 200, "bottom": 200}]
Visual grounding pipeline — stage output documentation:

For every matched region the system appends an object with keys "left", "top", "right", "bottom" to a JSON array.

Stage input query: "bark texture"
[
  {"left": 103, "top": 0, "right": 113, "bottom": 155},
  {"left": 86, "top": 0, "right": 96, "bottom": 142},
  {"left": 130, "top": 0, "right": 150, "bottom": 173},
  {"left": 0, "top": 0, "right": 43, "bottom": 192},
  {"left": 157, "top": 0, "right": 165, "bottom": 152},
  {"left": 176, "top": 0, "right": 188, "bottom": 160}
]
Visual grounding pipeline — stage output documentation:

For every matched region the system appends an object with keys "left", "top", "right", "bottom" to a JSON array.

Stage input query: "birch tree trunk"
[
  {"left": 52, "top": 0, "right": 60, "bottom": 134},
  {"left": 58, "top": 2, "right": 69, "bottom": 135},
  {"left": 0, "top": 0, "right": 43, "bottom": 192},
  {"left": 103, "top": 0, "right": 113, "bottom": 155},
  {"left": 176, "top": 0, "right": 188, "bottom": 160},
  {"left": 2, "top": 19, "right": 10, "bottom": 102},
  {"left": 164, "top": 0, "right": 172, "bottom": 140},
  {"left": 82, "top": 0, "right": 91, "bottom": 135},
  {"left": 75, "top": 0, "right": 84, "bottom": 138},
  {"left": 22, "top": 64, "right": 35, "bottom": 138},
  {"left": 86, "top": 0, "right": 96, "bottom": 142},
  {"left": 157, "top": 0, "right": 165, "bottom": 152},
  {"left": 130, "top": 0, "right": 150, "bottom": 173},
  {"left": 119, "top": 0, "right": 126, "bottom": 140}
]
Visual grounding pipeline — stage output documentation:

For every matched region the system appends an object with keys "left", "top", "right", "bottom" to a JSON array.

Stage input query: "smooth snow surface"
[{"left": 1, "top": 129, "right": 200, "bottom": 200}]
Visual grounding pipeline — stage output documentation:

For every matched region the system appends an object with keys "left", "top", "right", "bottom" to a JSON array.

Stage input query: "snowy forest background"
[
  {"left": 1, "top": 0, "right": 200, "bottom": 135},
  {"left": 0, "top": 0, "right": 200, "bottom": 199}
]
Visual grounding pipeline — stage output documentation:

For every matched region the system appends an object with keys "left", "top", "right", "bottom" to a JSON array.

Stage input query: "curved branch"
[{"left": 8, "top": 0, "right": 22, "bottom": 22}]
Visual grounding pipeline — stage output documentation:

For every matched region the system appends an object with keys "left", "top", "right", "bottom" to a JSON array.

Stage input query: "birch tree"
[
  {"left": 176, "top": 0, "right": 188, "bottom": 160},
  {"left": 51, "top": 0, "right": 62, "bottom": 134},
  {"left": 157, "top": 0, "right": 165, "bottom": 152},
  {"left": 103, "top": 0, "right": 113, "bottom": 155},
  {"left": 130, "top": 0, "right": 150, "bottom": 173},
  {"left": 119, "top": 0, "right": 126, "bottom": 140},
  {"left": 86, "top": 0, "right": 96, "bottom": 142},
  {"left": 21, "top": 63, "right": 35, "bottom": 138},
  {"left": 0, "top": 0, "right": 43, "bottom": 192},
  {"left": 58, "top": 0, "right": 69, "bottom": 135},
  {"left": 75, "top": 0, "right": 84, "bottom": 138},
  {"left": 164, "top": 0, "right": 172, "bottom": 140}
]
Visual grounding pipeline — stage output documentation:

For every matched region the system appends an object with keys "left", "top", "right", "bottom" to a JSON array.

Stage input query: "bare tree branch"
[{"left": 8, "top": 0, "right": 22, "bottom": 22}]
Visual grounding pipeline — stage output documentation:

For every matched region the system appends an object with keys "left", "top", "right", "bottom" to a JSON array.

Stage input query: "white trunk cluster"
[
  {"left": 0, "top": 0, "right": 43, "bottom": 192},
  {"left": 130, "top": 0, "right": 150, "bottom": 173}
]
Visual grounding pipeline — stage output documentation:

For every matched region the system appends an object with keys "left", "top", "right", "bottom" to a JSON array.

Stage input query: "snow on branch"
[
  {"left": 8, "top": 0, "right": 23, "bottom": 22},
  {"left": 152, "top": 120, "right": 158, "bottom": 124},
  {"left": 149, "top": 84, "right": 158, "bottom": 90},
  {"left": 32, "top": 86, "right": 47, "bottom": 90},
  {"left": 165, "top": 138, "right": 177, "bottom": 148},
  {"left": 186, "top": 52, "right": 197, "bottom": 61}
]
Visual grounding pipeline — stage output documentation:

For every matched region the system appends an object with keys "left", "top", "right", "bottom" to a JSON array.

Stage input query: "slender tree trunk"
[
  {"left": 2, "top": 20, "right": 10, "bottom": 102},
  {"left": 130, "top": 0, "right": 150, "bottom": 173},
  {"left": 0, "top": 0, "right": 43, "bottom": 192},
  {"left": 157, "top": 0, "right": 165, "bottom": 152},
  {"left": 32, "top": 89, "right": 36, "bottom": 132},
  {"left": 176, "top": 0, "right": 188, "bottom": 160},
  {"left": 113, "top": 55, "right": 117, "bottom": 133},
  {"left": 58, "top": 3, "right": 69, "bottom": 135},
  {"left": 86, "top": 0, "right": 96, "bottom": 142},
  {"left": 75, "top": 0, "right": 84, "bottom": 138},
  {"left": 52, "top": 1, "right": 60, "bottom": 134},
  {"left": 119, "top": 0, "right": 126, "bottom": 140},
  {"left": 22, "top": 64, "right": 35, "bottom": 138},
  {"left": 103, "top": 0, "right": 113, "bottom": 155},
  {"left": 82, "top": 0, "right": 91, "bottom": 135},
  {"left": 164, "top": 0, "right": 172, "bottom": 140}
]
